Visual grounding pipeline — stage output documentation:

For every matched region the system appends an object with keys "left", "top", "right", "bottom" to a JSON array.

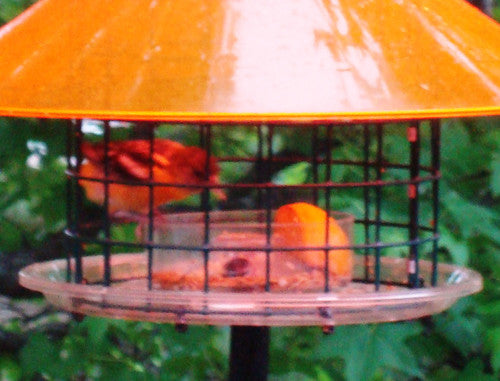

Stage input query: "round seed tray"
[{"left": 19, "top": 254, "right": 482, "bottom": 326}]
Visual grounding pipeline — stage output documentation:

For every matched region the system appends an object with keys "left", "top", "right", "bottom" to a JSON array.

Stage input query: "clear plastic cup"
[{"left": 143, "top": 210, "right": 354, "bottom": 292}]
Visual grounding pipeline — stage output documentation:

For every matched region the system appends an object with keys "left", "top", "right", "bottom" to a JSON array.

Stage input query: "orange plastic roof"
[{"left": 0, "top": 0, "right": 499, "bottom": 123}]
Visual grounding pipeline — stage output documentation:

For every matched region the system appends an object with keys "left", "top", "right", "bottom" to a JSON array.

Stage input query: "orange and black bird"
[{"left": 79, "top": 139, "right": 225, "bottom": 215}]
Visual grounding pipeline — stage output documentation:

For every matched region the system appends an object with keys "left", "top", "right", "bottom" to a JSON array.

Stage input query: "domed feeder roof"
[{"left": 0, "top": 0, "right": 499, "bottom": 123}]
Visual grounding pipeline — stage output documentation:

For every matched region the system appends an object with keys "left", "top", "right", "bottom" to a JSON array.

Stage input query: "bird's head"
[{"left": 186, "top": 148, "right": 226, "bottom": 200}]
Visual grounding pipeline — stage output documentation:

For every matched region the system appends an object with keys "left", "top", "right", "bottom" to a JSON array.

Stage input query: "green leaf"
[
  {"left": 97, "top": 362, "right": 143, "bottom": 381},
  {"left": 269, "top": 372, "right": 317, "bottom": 381},
  {"left": 478, "top": 300, "right": 500, "bottom": 319},
  {"left": 441, "top": 121, "right": 491, "bottom": 183},
  {"left": 270, "top": 327, "right": 323, "bottom": 377},
  {"left": 486, "top": 327, "right": 500, "bottom": 372},
  {"left": 457, "top": 359, "right": 498, "bottom": 381},
  {"left": 80, "top": 316, "right": 112, "bottom": 353},
  {"left": 315, "top": 366, "right": 333, "bottom": 381},
  {"left": 220, "top": 161, "right": 253, "bottom": 183},
  {"left": 443, "top": 189, "right": 500, "bottom": 246},
  {"left": 314, "top": 323, "right": 423, "bottom": 381},
  {"left": 0, "top": 356, "right": 22, "bottom": 381},
  {"left": 491, "top": 151, "right": 500, "bottom": 196},
  {"left": 439, "top": 227, "right": 469, "bottom": 265},
  {"left": 20, "top": 332, "right": 60, "bottom": 378},
  {"left": 111, "top": 223, "right": 138, "bottom": 243},
  {"left": 406, "top": 332, "right": 454, "bottom": 369},
  {"left": 272, "top": 162, "right": 311, "bottom": 185},
  {"left": 0, "top": 1, "right": 36, "bottom": 24},
  {"left": 0, "top": 219, "right": 24, "bottom": 251},
  {"left": 427, "top": 365, "right": 460, "bottom": 381},
  {"left": 433, "top": 298, "right": 483, "bottom": 357}
]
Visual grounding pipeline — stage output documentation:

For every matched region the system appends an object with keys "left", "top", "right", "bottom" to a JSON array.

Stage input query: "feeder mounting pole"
[{"left": 229, "top": 326, "right": 270, "bottom": 381}]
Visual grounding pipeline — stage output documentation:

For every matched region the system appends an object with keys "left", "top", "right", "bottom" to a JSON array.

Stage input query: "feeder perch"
[{"left": 1, "top": 0, "right": 499, "bottom": 380}]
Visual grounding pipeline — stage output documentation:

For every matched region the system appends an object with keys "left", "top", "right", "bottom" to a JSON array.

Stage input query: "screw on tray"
[
  {"left": 318, "top": 307, "right": 335, "bottom": 335},
  {"left": 175, "top": 314, "right": 188, "bottom": 333}
]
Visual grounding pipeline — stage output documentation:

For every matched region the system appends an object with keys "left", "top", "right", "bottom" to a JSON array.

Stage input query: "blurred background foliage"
[{"left": 0, "top": 0, "right": 499, "bottom": 380}]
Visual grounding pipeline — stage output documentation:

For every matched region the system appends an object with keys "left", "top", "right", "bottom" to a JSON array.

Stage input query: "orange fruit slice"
[{"left": 273, "top": 202, "right": 353, "bottom": 278}]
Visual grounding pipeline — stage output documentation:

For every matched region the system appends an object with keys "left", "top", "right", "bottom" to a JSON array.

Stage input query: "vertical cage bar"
[
  {"left": 311, "top": 127, "right": 319, "bottom": 205},
  {"left": 374, "top": 124, "right": 384, "bottom": 291},
  {"left": 65, "top": 121, "right": 75, "bottom": 282},
  {"left": 430, "top": 120, "right": 441, "bottom": 286},
  {"left": 256, "top": 125, "right": 264, "bottom": 210},
  {"left": 408, "top": 122, "right": 421, "bottom": 288},
  {"left": 102, "top": 120, "right": 111, "bottom": 286},
  {"left": 147, "top": 123, "right": 156, "bottom": 290},
  {"left": 201, "top": 124, "right": 212, "bottom": 292},
  {"left": 323, "top": 125, "right": 333, "bottom": 292},
  {"left": 265, "top": 125, "right": 274, "bottom": 292},
  {"left": 363, "top": 124, "right": 371, "bottom": 281},
  {"left": 73, "top": 119, "right": 84, "bottom": 284},
  {"left": 198, "top": 124, "right": 205, "bottom": 148}
]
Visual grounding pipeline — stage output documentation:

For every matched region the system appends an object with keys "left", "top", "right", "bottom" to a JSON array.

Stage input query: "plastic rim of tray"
[{"left": 19, "top": 254, "right": 482, "bottom": 326}]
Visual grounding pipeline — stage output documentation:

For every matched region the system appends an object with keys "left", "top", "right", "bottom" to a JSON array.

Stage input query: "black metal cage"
[{"left": 64, "top": 120, "right": 441, "bottom": 294}]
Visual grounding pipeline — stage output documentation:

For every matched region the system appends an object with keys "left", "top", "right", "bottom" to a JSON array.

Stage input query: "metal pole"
[{"left": 229, "top": 326, "right": 270, "bottom": 381}]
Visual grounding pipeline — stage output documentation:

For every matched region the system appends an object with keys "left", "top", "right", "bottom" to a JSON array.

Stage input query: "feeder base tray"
[{"left": 19, "top": 254, "right": 482, "bottom": 326}]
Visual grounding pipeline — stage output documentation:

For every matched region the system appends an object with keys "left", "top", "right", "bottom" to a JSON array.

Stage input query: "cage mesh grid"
[{"left": 63, "top": 120, "right": 441, "bottom": 304}]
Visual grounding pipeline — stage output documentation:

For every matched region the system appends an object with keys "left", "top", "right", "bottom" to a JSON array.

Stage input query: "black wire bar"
[
  {"left": 324, "top": 125, "right": 333, "bottom": 292},
  {"left": 256, "top": 125, "right": 264, "bottom": 210},
  {"left": 217, "top": 156, "right": 437, "bottom": 172},
  {"left": 70, "top": 171, "right": 439, "bottom": 191},
  {"left": 374, "top": 124, "right": 384, "bottom": 290},
  {"left": 103, "top": 121, "right": 112, "bottom": 286},
  {"left": 408, "top": 122, "right": 421, "bottom": 288},
  {"left": 64, "top": 121, "right": 441, "bottom": 293},
  {"left": 65, "top": 120, "right": 75, "bottom": 282},
  {"left": 201, "top": 124, "right": 212, "bottom": 292},
  {"left": 147, "top": 124, "right": 156, "bottom": 291},
  {"left": 65, "top": 228, "right": 438, "bottom": 254},
  {"left": 265, "top": 126, "right": 274, "bottom": 292},
  {"left": 311, "top": 127, "right": 320, "bottom": 205},
  {"left": 72, "top": 119, "right": 84, "bottom": 284},
  {"left": 363, "top": 124, "right": 371, "bottom": 281},
  {"left": 430, "top": 120, "right": 441, "bottom": 286}
]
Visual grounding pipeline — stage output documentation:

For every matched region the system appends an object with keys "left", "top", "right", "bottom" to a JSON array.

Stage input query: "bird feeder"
[{"left": 1, "top": 0, "right": 499, "bottom": 379}]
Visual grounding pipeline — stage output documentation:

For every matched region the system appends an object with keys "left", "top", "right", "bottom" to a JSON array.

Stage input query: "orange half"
[{"left": 273, "top": 202, "right": 353, "bottom": 278}]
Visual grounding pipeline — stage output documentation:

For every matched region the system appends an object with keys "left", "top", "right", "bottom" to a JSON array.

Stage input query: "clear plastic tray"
[{"left": 19, "top": 254, "right": 482, "bottom": 326}]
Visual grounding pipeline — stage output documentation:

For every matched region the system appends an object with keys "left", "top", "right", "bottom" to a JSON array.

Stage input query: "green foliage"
[
  {"left": 16, "top": 317, "right": 228, "bottom": 380},
  {"left": 0, "top": 116, "right": 498, "bottom": 380},
  {"left": 0, "top": 0, "right": 35, "bottom": 23},
  {"left": 0, "top": 2, "right": 499, "bottom": 380},
  {"left": 0, "top": 355, "right": 21, "bottom": 381},
  {"left": 314, "top": 323, "right": 423, "bottom": 381},
  {"left": 491, "top": 150, "right": 500, "bottom": 196},
  {"left": 0, "top": 118, "right": 66, "bottom": 252}
]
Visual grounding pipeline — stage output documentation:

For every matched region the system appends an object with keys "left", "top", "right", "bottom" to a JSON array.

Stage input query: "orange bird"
[{"left": 79, "top": 139, "right": 225, "bottom": 215}]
